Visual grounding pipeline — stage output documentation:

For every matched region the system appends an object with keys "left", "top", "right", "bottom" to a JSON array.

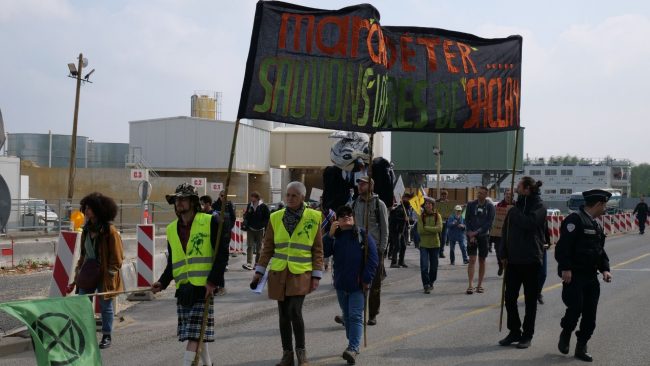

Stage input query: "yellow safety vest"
[
  {"left": 167, "top": 213, "right": 213, "bottom": 288},
  {"left": 269, "top": 208, "right": 321, "bottom": 274}
]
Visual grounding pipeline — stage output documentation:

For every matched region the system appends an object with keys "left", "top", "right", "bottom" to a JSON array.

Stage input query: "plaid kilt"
[{"left": 177, "top": 298, "right": 215, "bottom": 342}]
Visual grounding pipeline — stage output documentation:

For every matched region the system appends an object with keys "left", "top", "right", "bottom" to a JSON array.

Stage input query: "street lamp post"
[
  {"left": 433, "top": 134, "right": 443, "bottom": 198},
  {"left": 66, "top": 53, "right": 94, "bottom": 220}
]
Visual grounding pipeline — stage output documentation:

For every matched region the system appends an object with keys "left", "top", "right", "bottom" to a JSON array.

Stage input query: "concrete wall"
[{"left": 19, "top": 166, "right": 266, "bottom": 225}]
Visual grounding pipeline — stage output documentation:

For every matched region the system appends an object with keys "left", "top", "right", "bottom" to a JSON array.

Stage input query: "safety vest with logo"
[
  {"left": 269, "top": 208, "right": 321, "bottom": 274},
  {"left": 167, "top": 212, "right": 213, "bottom": 289}
]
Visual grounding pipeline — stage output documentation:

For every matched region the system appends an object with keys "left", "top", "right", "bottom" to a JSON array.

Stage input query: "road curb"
[{"left": 0, "top": 336, "right": 32, "bottom": 357}]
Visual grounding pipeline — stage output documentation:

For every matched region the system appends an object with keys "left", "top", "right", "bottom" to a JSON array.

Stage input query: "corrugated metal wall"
[
  {"left": 129, "top": 117, "right": 269, "bottom": 173},
  {"left": 391, "top": 129, "right": 524, "bottom": 173}
]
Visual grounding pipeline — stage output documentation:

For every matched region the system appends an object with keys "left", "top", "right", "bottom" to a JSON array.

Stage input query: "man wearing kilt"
[{"left": 153, "top": 183, "right": 229, "bottom": 366}]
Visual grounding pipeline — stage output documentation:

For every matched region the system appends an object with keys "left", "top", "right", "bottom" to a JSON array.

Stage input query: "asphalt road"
[{"left": 2, "top": 233, "right": 649, "bottom": 366}]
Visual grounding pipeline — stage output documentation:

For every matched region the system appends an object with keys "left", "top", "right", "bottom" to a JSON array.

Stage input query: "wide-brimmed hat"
[
  {"left": 166, "top": 183, "right": 199, "bottom": 204},
  {"left": 454, "top": 205, "right": 463, "bottom": 211}
]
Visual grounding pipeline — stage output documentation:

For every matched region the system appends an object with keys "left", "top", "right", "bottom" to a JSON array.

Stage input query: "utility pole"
[
  {"left": 66, "top": 53, "right": 84, "bottom": 217},
  {"left": 433, "top": 134, "right": 443, "bottom": 198},
  {"left": 66, "top": 53, "right": 94, "bottom": 218}
]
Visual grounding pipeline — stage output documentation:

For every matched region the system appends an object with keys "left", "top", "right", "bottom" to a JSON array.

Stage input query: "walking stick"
[
  {"left": 362, "top": 133, "right": 374, "bottom": 348},
  {"left": 192, "top": 119, "right": 242, "bottom": 366},
  {"left": 499, "top": 127, "right": 520, "bottom": 332}
]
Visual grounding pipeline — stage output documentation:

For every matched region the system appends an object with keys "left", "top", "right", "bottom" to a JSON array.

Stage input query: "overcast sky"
[{"left": 1, "top": 0, "right": 648, "bottom": 164}]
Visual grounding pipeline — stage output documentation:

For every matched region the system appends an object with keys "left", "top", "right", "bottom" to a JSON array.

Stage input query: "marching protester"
[
  {"left": 494, "top": 189, "right": 514, "bottom": 276},
  {"left": 351, "top": 177, "right": 388, "bottom": 326},
  {"left": 69, "top": 192, "right": 124, "bottom": 349},
  {"left": 437, "top": 190, "right": 450, "bottom": 258},
  {"left": 151, "top": 183, "right": 229, "bottom": 366},
  {"left": 211, "top": 190, "right": 234, "bottom": 294},
  {"left": 320, "top": 197, "right": 336, "bottom": 272},
  {"left": 446, "top": 205, "right": 469, "bottom": 265},
  {"left": 242, "top": 191, "right": 270, "bottom": 270},
  {"left": 200, "top": 195, "right": 214, "bottom": 215},
  {"left": 323, "top": 205, "right": 378, "bottom": 365},
  {"left": 497, "top": 177, "right": 547, "bottom": 349},
  {"left": 389, "top": 193, "right": 416, "bottom": 269},
  {"left": 251, "top": 181, "right": 324, "bottom": 366},
  {"left": 465, "top": 186, "right": 495, "bottom": 294},
  {"left": 555, "top": 189, "right": 613, "bottom": 362},
  {"left": 633, "top": 195, "right": 648, "bottom": 234},
  {"left": 417, "top": 197, "right": 443, "bottom": 294}
]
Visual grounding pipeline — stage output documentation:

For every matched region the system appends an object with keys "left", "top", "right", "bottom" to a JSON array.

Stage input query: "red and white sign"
[
  {"left": 191, "top": 177, "right": 206, "bottom": 188},
  {"left": 130, "top": 169, "right": 148, "bottom": 181},
  {"left": 210, "top": 182, "right": 224, "bottom": 192},
  {"left": 136, "top": 224, "right": 155, "bottom": 287},
  {"left": 49, "top": 231, "right": 81, "bottom": 297}
]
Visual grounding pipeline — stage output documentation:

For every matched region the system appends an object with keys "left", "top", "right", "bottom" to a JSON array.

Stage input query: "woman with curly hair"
[{"left": 68, "top": 192, "right": 124, "bottom": 349}]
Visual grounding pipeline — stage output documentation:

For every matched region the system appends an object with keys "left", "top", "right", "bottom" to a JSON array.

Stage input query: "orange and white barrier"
[
  {"left": 229, "top": 219, "right": 244, "bottom": 254},
  {"left": 625, "top": 213, "right": 633, "bottom": 231},
  {"left": 136, "top": 224, "right": 155, "bottom": 287},
  {"left": 546, "top": 215, "right": 563, "bottom": 245},
  {"left": 49, "top": 231, "right": 81, "bottom": 297}
]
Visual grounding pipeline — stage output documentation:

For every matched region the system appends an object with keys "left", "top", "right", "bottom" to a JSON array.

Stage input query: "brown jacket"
[
  {"left": 75, "top": 224, "right": 125, "bottom": 299},
  {"left": 258, "top": 212, "right": 324, "bottom": 301}
]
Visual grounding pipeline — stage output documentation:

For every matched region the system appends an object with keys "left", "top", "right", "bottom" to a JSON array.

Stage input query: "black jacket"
[
  {"left": 555, "top": 207, "right": 610, "bottom": 276},
  {"left": 243, "top": 202, "right": 270, "bottom": 231},
  {"left": 633, "top": 202, "right": 649, "bottom": 217},
  {"left": 498, "top": 194, "right": 546, "bottom": 265}
]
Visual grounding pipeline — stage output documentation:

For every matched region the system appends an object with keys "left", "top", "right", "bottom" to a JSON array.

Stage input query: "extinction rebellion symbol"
[{"left": 31, "top": 312, "right": 86, "bottom": 365}]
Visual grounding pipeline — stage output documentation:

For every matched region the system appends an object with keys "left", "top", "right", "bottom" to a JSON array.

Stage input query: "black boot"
[
  {"left": 575, "top": 341, "right": 593, "bottom": 362},
  {"left": 558, "top": 329, "right": 571, "bottom": 354},
  {"left": 99, "top": 334, "right": 111, "bottom": 349},
  {"left": 498, "top": 332, "right": 522, "bottom": 346},
  {"left": 276, "top": 350, "right": 295, "bottom": 366}
]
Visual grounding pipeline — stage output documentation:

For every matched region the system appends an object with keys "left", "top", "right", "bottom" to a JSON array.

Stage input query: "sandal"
[
  {"left": 466, "top": 287, "right": 474, "bottom": 295},
  {"left": 476, "top": 286, "right": 485, "bottom": 293}
]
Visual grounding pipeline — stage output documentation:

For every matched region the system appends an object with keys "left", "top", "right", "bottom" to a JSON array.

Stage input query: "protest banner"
[{"left": 238, "top": 1, "right": 522, "bottom": 134}]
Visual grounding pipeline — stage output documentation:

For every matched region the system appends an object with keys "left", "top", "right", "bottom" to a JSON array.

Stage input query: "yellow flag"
[{"left": 409, "top": 188, "right": 425, "bottom": 214}]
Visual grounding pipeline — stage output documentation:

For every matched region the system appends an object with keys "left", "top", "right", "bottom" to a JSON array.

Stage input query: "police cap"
[{"left": 582, "top": 189, "right": 611, "bottom": 204}]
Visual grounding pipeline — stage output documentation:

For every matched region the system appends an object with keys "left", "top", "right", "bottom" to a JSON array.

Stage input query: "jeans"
[
  {"left": 638, "top": 215, "right": 647, "bottom": 234},
  {"left": 505, "top": 263, "right": 540, "bottom": 339},
  {"left": 419, "top": 247, "right": 440, "bottom": 288},
  {"left": 336, "top": 289, "right": 365, "bottom": 353},
  {"left": 390, "top": 232, "right": 407, "bottom": 265},
  {"left": 246, "top": 229, "right": 264, "bottom": 265},
  {"left": 449, "top": 238, "right": 468, "bottom": 264},
  {"left": 439, "top": 223, "right": 448, "bottom": 257},
  {"left": 368, "top": 248, "right": 383, "bottom": 319},
  {"left": 538, "top": 250, "right": 548, "bottom": 293},
  {"left": 79, "top": 285, "right": 114, "bottom": 335}
]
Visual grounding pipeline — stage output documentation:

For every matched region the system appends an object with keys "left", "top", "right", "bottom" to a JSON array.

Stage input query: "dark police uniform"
[{"left": 554, "top": 189, "right": 611, "bottom": 361}]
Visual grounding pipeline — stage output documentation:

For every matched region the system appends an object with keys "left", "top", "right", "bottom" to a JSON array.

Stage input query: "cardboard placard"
[
  {"left": 491, "top": 205, "right": 513, "bottom": 237},
  {"left": 437, "top": 202, "right": 457, "bottom": 219}
]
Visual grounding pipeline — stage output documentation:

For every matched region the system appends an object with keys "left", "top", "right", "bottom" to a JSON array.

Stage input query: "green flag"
[{"left": 0, "top": 296, "right": 102, "bottom": 366}]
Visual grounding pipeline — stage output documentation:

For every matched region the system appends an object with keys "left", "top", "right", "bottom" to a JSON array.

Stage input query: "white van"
[
  {"left": 567, "top": 189, "right": 622, "bottom": 214},
  {"left": 22, "top": 199, "right": 59, "bottom": 228}
]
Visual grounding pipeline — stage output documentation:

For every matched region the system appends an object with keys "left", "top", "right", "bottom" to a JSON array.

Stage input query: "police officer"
[{"left": 555, "top": 189, "right": 613, "bottom": 362}]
